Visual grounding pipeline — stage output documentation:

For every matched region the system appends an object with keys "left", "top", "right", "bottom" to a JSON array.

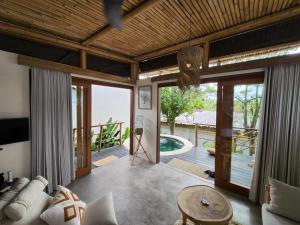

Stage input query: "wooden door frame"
[
  {"left": 215, "top": 73, "right": 264, "bottom": 196},
  {"left": 156, "top": 72, "right": 264, "bottom": 196},
  {"left": 156, "top": 73, "right": 264, "bottom": 163},
  {"left": 72, "top": 79, "right": 92, "bottom": 177},
  {"left": 72, "top": 77, "right": 135, "bottom": 161}
]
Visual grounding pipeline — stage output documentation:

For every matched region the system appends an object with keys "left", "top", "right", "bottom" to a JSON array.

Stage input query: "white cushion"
[
  {"left": 262, "top": 204, "right": 299, "bottom": 225},
  {"left": 268, "top": 178, "right": 300, "bottom": 223},
  {"left": 0, "top": 178, "right": 30, "bottom": 221},
  {"left": 1, "top": 192, "right": 52, "bottom": 225},
  {"left": 4, "top": 176, "right": 47, "bottom": 221},
  {"left": 82, "top": 192, "right": 118, "bottom": 225},
  {"left": 40, "top": 186, "right": 86, "bottom": 225}
]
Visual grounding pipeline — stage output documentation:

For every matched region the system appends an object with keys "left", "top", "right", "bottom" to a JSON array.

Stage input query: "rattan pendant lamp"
[{"left": 177, "top": 13, "right": 203, "bottom": 91}]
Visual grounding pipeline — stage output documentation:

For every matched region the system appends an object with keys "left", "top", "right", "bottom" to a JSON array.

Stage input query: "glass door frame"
[
  {"left": 156, "top": 72, "right": 264, "bottom": 196},
  {"left": 215, "top": 73, "right": 264, "bottom": 195},
  {"left": 73, "top": 77, "right": 135, "bottom": 178},
  {"left": 72, "top": 79, "right": 92, "bottom": 178}
]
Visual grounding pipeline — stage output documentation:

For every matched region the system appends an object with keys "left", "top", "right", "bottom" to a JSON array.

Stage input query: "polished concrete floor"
[{"left": 69, "top": 156, "right": 262, "bottom": 225}]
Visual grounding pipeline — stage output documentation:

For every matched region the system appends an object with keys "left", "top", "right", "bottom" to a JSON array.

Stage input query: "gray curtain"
[
  {"left": 250, "top": 63, "right": 300, "bottom": 203},
  {"left": 31, "top": 67, "right": 74, "bottom": 193}
]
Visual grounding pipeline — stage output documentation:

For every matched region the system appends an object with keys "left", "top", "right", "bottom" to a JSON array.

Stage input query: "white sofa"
[
  {"left": 262, "top": 203, "right": 300, "bottom": 225},
  {"left": 0, "top": 177, "right": 118, "bottom": 225},
  {"left": 262, "top": 179, "right": 300, "bottom": 225}
]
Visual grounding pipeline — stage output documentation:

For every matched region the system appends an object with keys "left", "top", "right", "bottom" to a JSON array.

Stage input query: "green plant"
[
  {"left": 160, "top": 87, "right": 198, "bottom": 134},
  {"left": 160, "top": 85, "right": 217, "bottom": 135},
  {"left": 122, "top": 127, "right": 130, "bottom": 143},
  {"left": 234, "top": 84, "right": 263, "bottom": 156},
  {"left": 93, "top": 117, "right": 130, "bottom": 150},
  {"left": 203, "top": 141, "right": 215, "bottom": 149}
]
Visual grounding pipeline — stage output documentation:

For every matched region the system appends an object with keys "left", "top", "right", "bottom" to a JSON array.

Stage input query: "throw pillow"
[
  {"left": 82, "top": 192, "right": 118, "bottom": 225},
  {"left": 40, "top": 186, "right": 86, "bottom": 225},
  {"left": 268, "top": 177, "right": 300, "bottom": 222}
]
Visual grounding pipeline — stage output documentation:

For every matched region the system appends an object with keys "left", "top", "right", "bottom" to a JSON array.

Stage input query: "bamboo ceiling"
[{"left": 0, "top": 0, "right": 300, "bottom": 60}]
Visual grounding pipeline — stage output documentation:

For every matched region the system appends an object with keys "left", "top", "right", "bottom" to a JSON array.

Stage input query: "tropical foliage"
[
  {"left": 234, "top": 84, "right": 263, "bottom": 155},
  {"left": 160, "top": 85, "right": 217, "bottom": 134},
  {"left": 160, "top": 84, "right": 263, "bottom": 156},
  {"left": 92, "top": 117, "right": 130, "bottom": 150}
]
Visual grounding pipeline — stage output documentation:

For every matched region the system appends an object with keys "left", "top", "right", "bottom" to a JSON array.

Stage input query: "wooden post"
[
  {"left": 130, "top": 62, "right": 139, "bottom": 80},
  {"left": 72, "top": 128, "right": 76, "bottom": 144},
  {"left": 233, "top": 136, "right": 237, "bottom": 153},
  {"left": 76, "top": 88, "right": 83, "bottom": 167},
  {"left": 195, "top": 124, "right": 198, "bottom": 147},
  {"left": 119, "top": 123, "right": 122, "bottom": 146},
  {"left": 202, "top": 41, "right": 209, "bottom": 69},
  {"left": 99, "top": 125, "right": 103, "bottom": 151},
  {"left": 80, "top": 50, "right": 87, "bottom": 69}
]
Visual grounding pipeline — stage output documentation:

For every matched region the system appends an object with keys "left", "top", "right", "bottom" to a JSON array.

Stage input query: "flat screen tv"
[{"left": 0, "top": 118, "right": 29, "bottom": 145}]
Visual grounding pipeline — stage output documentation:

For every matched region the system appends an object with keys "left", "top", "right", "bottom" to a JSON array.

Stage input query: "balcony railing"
[{"left": 73, "top": 121, "right": 125, "bottom": 151}]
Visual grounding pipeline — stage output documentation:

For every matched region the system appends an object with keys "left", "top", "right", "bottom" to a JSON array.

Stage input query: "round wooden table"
[{"left": 177, "top": 185, "right": 233, "bottom": 225}]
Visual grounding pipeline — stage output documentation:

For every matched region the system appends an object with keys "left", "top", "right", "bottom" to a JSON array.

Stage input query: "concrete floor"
[{"left": 69, "top": 156, "right": 262, "bottom": 225}]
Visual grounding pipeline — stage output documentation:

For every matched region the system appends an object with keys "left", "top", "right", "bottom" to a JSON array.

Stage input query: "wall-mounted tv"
[{"left": 0, "top": 118, "right": 29, "bottom": 145}]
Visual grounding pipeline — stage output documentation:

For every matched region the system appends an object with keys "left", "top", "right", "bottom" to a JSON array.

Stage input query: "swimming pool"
[
  {"left": 160, "top": 136, "right": 184, "bottom": 152},
  {"left": 160, "top": 134, "right": 193, "bottom": 156}
]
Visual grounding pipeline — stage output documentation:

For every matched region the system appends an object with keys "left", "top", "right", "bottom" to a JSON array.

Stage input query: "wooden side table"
[{"left": 177, "top": 185, "right": 233, "bottom": 225}]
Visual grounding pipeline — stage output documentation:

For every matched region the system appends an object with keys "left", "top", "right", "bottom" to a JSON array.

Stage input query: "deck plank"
[{"left": 161, "top": 146, "right": 254, "bottom": 187}]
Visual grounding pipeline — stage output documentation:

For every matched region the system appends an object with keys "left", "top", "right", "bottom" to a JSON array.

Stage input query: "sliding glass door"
[
  {"left": 156, "top": 74, "right": 264, "bottom": 195},
  {"left": 231, "top": 84, "right": 264, "bottom": 188},
  {"left": 215, "top": 76, "right": 264, "bottom": 194},
  {"left": 72, "top": 80, "right": 91, "bottom": 178}
]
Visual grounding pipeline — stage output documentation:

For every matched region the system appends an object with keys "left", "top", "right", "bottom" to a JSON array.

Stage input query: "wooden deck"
[
  {"left": 161, "top": 146, "right": 254, "bottom": 188},
  {"left": 92, "top": 145, "right": 128, "bottom": 169}
]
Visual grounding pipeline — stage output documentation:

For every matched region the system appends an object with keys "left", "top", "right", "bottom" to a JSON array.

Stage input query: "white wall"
[
  {"left": 91, "top": 85, "right": 131, "bottom": 130},
  {"left": 135, "top": 79, "right": 158, "bottom": 163},
  {"left": 0, "top": 50, "right": 31, "bottom": 178}
]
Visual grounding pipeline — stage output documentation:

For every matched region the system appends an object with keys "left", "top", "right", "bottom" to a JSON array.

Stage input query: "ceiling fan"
[{"left": 103, "top": 0, "right": 124, "bottom": 29}]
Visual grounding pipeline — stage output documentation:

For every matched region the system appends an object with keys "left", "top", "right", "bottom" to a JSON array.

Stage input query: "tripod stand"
[{"left": 131, "top": 128, "right": 151, "bottom": 165}]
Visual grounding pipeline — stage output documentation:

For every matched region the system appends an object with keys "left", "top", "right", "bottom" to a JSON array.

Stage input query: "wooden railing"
[
  {"left": 193, "top": 123, "right": 258, "bottom": 155},
  {"left": 73, "top": 121, "right": 124, "bottom": 150},
  {"left": 161, "top": 122, "right": 258, "bottom": 155}
]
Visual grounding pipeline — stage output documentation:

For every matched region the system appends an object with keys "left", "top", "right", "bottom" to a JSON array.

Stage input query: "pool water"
[{"left": 160, "top": 136, "right": 184, "bottom": 152}]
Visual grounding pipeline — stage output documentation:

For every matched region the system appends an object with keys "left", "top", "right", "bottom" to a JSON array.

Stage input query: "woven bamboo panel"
[
  {"left": 92, "top": 0, "right": 300, "bottom": 56},
  {"left": 0, "top": 0, "right": 299, "bottom": 57},
  {"left": 0, "top": 0, "right": 145, "bottom": 42}
]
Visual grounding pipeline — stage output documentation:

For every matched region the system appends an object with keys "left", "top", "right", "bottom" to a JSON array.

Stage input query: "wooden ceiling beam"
[
  {"left": 151, "top": 53, "right": 300, "bottom": 82},
  {"left": 0, "top": 21, "right": 135, "bottom": 63},
  {"left": 18, "top": 55, "right": 136, "bottom": 85},
  {"left": 130, "top": 62, "right": 139, "bottom": 80},
  {"left": 80, "top": 50, "right": 87, "bottom": 69},
  {"left": 81, "top": 0, "right": 166, "bottom": 46},
  {"left": 136, "top": 5, "right": 300, "bottom": 61}
]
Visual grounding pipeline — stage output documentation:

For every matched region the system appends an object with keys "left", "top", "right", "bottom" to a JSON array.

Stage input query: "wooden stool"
[{"left": 131, "top": 128, "right": 151, "bottom": 165}]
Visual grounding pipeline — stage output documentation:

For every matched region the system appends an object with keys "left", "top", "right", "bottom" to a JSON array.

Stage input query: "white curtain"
[
  {"left": 31, "top": 67, "right": 74, "bottom": 193},
  {"left": 250, "top": 63, "right": 300, "bottom": 203}
]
